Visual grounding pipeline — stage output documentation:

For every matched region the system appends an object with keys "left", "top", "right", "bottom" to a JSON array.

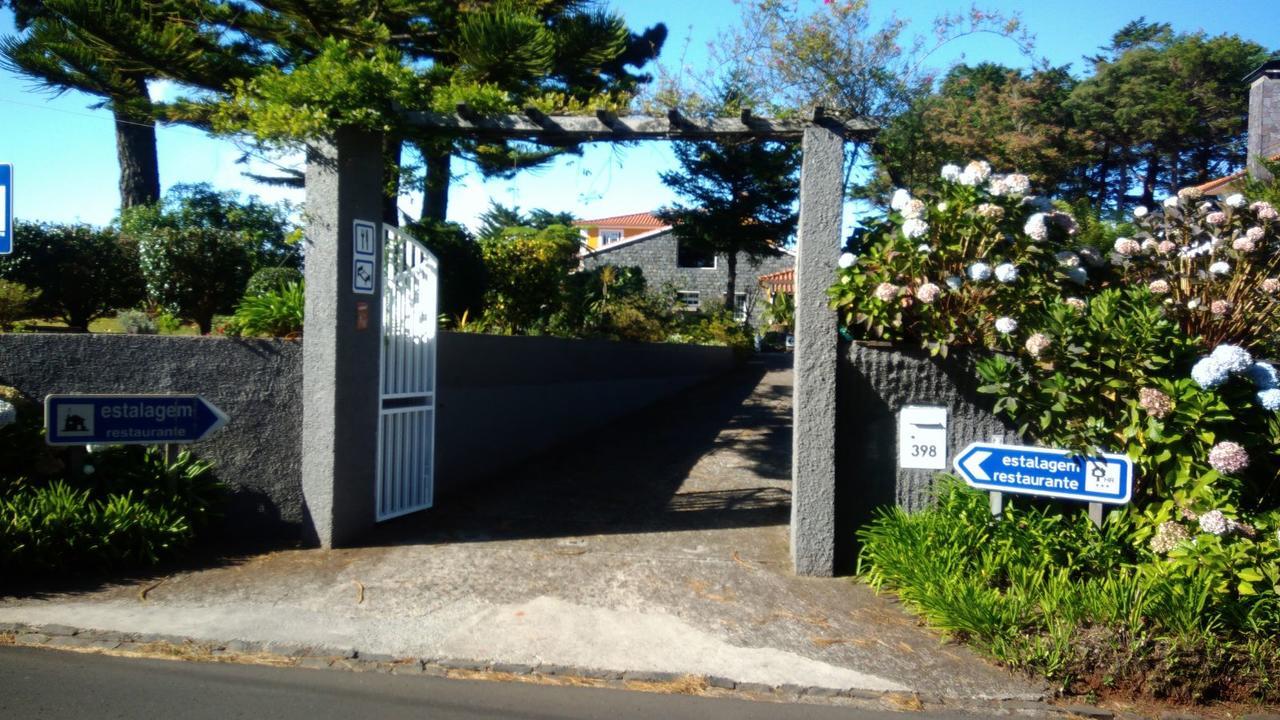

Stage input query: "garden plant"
[{"left": 833, "top": 162, "right": 1280, "bottom": 702}]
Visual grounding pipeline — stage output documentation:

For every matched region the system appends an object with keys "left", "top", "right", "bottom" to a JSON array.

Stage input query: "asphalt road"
[{"left": 0, "top": 646, "right": 982, "bottom": 719}]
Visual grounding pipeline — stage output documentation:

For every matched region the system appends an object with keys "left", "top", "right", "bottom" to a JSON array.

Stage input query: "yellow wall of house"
[{"left": 580, "top": 225, "right": 660, "bottom": 251}]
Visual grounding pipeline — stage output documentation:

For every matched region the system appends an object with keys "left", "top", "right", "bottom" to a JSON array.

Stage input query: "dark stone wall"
[
  {"left": 0, "top": 334, "right": 303, "bottom": 538},
  {"left": 835, "top": 342, "right": 1015, "bottom": 567},
  {"left": 0, "top": 332, "right": 733, "bottom": 541},
  {"left": 581, "top": 230, "right": 795, "bottom": 326}
]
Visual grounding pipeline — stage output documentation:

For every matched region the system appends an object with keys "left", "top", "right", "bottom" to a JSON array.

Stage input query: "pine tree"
[{"left": 657, "top": 137, "right": 800, "bottom": 311}]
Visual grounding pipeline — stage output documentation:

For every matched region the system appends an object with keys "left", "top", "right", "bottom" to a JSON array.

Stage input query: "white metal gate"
[{"left": 375, "top": 226, "right": 439, "bottom": 521}]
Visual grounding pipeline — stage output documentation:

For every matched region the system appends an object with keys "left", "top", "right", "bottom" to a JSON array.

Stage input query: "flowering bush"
[
  {"left": 1110, "top": 189, "right": 1280, "bottom": 355},
  {"left": 829, "top": 162, "right": 1097, "bottom": 355},
  {"left": 845, "top": 163, "right": 1280, "bottom": 699}
]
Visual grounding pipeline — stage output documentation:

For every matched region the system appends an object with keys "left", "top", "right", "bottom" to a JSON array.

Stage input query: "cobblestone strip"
[{"left": 0, "top": 622, "right": 1149, "bottom": 718}]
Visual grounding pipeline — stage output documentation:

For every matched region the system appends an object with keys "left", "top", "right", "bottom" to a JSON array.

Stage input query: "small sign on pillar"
[
  {"left": 353, "top": 219, "right": 377, "bottom": 294},
  {"left": 898, "top": 405, "right": 947, "bottom": 470}
]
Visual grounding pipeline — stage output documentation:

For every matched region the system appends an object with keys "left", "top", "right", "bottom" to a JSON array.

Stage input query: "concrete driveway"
[{"left": 0, "top": 355, "right": 1044, "bottom": 708}]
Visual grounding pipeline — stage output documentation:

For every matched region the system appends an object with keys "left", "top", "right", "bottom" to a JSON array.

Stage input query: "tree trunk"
[
  {"left": 421, "top": 148, "right": 451, "bottom": 223},
  {"left": 382, "top": 134, "right": 403, "bottom": 226},
  {"left": 114, "top": 104, "right": 160, "bottom": 210},
  {"left": 1141, "top": 155, "right": 1159, "bottom": 208},
  {"left": 724, "top": 252, "right": 737, "bottom": 316}
]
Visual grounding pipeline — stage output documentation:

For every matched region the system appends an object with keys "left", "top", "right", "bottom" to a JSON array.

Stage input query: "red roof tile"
[
  {"left": 759, "top": 268, "right": 795, "bottom": 294},
  {"left": 573, "top": 211, "right": 668, "bottom": 228}
]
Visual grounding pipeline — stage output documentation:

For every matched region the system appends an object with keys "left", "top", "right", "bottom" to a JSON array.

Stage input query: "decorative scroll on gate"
[{"left": 376, "top": 226, "right": 439, "bottom": 521}]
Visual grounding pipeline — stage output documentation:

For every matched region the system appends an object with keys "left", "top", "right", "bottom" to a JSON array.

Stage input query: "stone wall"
[
  {"left": 834, "top": 342, "right": 1015, "bottom": 569},
  {"left": 0, "top": 334, "right": 303, "bottom": 538},
  {"left": 0, "top": 332, "right": 732, "bottom": 541},
  {"left": 581, "top": 230, "right": 795, "bottom": 326}
]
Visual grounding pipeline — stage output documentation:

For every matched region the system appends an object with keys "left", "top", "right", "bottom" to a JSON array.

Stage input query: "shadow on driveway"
[{"left": 368, "top": 354, "right": 794, "bottom": 546}]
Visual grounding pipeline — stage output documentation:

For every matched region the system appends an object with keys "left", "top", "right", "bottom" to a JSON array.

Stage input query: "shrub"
[
  {"left": 0, "top": 222, "right": 145, "bottom": 329},
  {"left": 122, "top": 183, "right": 300, "bottom": 334},
  {"left": 244, "top": 266, "right": 303, "bottom": 298},
  {"left": 0, "top": 280, "right": 39, "bottom": 331},
  {"left": 229, "top": 281, "right": 304, "bottom": 337},
  {"left": 115, "top": 309, "right": 158, "bottom": 335},
  {"left": 830, "top": 163, "right": 1089, "bottom": 355},
  {"left": 479, "top": 224, "right": 580, "bottom": 333},
  {"left": 406, "top": 219, "right": 487, "bottom": 320}
]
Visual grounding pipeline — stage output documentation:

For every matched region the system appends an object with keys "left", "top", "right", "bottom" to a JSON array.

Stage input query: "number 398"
[{"left": 911, "top": 444, "right": 937, "bottom": 458}]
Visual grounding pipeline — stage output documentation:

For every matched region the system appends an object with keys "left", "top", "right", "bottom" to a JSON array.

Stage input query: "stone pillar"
[
  {"left": 301, "top": 128, "right": 385, "bottom": 548},
  {"left": 1247, "top": 60, "right": 1280, "bottom": 183},
  {"left": 791, "top": 125, "right": 846, "bottom": 576}
]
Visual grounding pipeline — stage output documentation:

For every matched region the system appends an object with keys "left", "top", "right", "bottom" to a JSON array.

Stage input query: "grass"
[
  {"left": 857, "top": 480, "right": 1280, "bottom": 704},
  {"left": 14, "top": 316, "right": 200, "bottom": 335}
]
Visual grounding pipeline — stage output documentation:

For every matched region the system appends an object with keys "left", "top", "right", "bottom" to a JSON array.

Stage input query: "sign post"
[
  {"left": 44, "top": 394, "right": 228, "bottom": 446},
  {"left": 953, "top": 441, "right": 1133, "bottom": 522},
  {"left": 0, "top": 163, "right": 12, "bottom": 254}
]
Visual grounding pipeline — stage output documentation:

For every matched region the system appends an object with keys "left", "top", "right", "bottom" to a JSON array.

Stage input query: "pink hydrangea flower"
[
  {"left": 1251, "top": 201, "right": 1279, "bottom": 220},
  {"left": 1263, "top": 278, "right": 1280, "bottom": 294},
  {"left": 1198, "top": 510, "right": 1231, "bottom": 536},
  {"left": 1233, "top": 237, "right": 1256, "bottom": 253},
  {"left": 1113, "top": 238, "right": 1141, "bottom": 256},
  {"left": 1206, "top": 211, "right": 1227, "bottom": 226},
  {"left": 1148, "top": 279, "right": 1171, "bottom": 295},
  {"left": 915, "top": 283, "right": 941, "bottom": 304},
  {"left": 1024, "top": 333, "right": 1051, "bottom": 358},
  {"left": 1208, "top": 441, "right": 1249, "bottom": 474},
  {"left": 1065, "top": 297, "right": 1086, "bottom": 311},
  {"left": 1246, "top": 226, "right": 1265, "bottom": 242},
  {"left": 1149, "top": 521, "right": 1189, "bottom": 553},
  {"left": 1211, "top": 299, "right": 1232, "bottom": 316},
  {"left": 1157, "top": 240, "right": 1177, "bottom": 255},
  {"left": 1138, "top": 388, "right": 1173, "bottom": 418},
  {"left": 873, "top": 282, "right": 899, "bottom": 302}
]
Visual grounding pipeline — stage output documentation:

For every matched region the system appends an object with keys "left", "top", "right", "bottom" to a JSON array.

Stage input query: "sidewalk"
[{"left": 0, "top": 356, "right": 1044, "bottom": 706}]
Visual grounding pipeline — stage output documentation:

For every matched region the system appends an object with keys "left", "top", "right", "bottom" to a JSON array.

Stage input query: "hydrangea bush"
[
  {"left": 829, "top": 162, "right": 1097, "bottom": 355},
  {"left": 837, "top": 162, "right": 1280, "bottom": 658}
]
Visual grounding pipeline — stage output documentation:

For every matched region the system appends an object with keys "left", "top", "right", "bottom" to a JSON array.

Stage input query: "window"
[
  {"left": 734, "top": 293, "right": 748, "bottom": 322},
  {"left": 677, "top": 291, "right": 700, "bottom": 311},
  {"left": 676, "top": 241, "right": 716, "bottom": 268},
  {"left": 599, "top": 229, "right": 623, "bottom": 246}
]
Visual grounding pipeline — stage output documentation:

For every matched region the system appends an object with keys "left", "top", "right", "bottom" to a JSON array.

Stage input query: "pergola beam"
[{"left": 402, "top": 107, "right": 877, "bottom": 142}]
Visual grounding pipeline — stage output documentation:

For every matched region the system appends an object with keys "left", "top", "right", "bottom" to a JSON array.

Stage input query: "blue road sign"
[
  {"left": 45, "top": 394, "right": 229, "bottom": 446},
  {"left": 0, "top": 163, "right": 12, "bottom": 254},
  {"left": 953, "top": 442, "right": 1133, "bottom": 505}
]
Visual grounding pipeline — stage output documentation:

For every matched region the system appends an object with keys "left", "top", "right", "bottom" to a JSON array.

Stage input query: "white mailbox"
[{"left": 898, "top": 405, "right": 948, "bottom": 470}]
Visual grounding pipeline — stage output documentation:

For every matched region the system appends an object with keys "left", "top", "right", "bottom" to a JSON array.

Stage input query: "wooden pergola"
[{"left": 301, "top": 107, "right": 878, "bottom": 577}]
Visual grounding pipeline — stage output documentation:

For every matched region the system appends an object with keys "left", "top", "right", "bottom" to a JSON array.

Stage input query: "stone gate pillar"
[
  {"left": 791, "top": 125, "right": 846, "bottom": 576},
  {"left": 301, "top": 128, "right": 385, "bottom": 548}
]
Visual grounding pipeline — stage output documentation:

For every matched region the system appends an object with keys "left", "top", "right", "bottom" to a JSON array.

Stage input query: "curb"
[{"left": 1, "top": 621, "right": 1085, "bottom": 716}]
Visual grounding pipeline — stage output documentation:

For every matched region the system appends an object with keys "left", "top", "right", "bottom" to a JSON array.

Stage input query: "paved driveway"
[{"left": 0, "top": 355, "right": 1043, "bottom": 704}]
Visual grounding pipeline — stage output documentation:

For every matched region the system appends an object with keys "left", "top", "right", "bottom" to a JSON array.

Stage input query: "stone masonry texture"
[
  {"left": 1248, "top": 64, "right": 1280, "bottom": 181},
  {"left": 835, "top": 342, "right": 1015, "bottom": 571},
  {"left": 580, "top": 229, "right": 795, "bottom": 327},
  {"left": 0, "top": 333, "right": 303, "bottom": 538},
  {"left": 0, "top": 331, "right": 731, "bottom": 543}
]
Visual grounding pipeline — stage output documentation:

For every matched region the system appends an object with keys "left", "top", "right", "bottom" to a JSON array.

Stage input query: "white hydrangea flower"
[
  {"left": 890, "top": 188, "right": 911, "bottom": 212},
  {"left": 1024, "top": 213, "right": 1049, "bottom": 241},
  {"left": 936, "top": 201, "right": 949, "bottom": 212},
  {"left": 1209, "top": 261, "right": 1232, "bottom": 276},
  {"left": 959, "top": 160, "right": 992, "bottom": 186},
  {"left": 916, "top": 243, "right": 931, "bottom": 254},
  {"left": 994, "top": 263, "right": 1019, "bottom": 283},
  {"left": 901, "top": 198, "right": 927, "bottom": 219},
  {"left": 944, "top": 276, "right": 963, "bottom": 291},
  {"left": 1133, "top": 206, "right": 1149, "bottom": 219},
  {"left": 838, "top": 252, "right": 856, "bottom": 269},
  {"left": 1003, "top": 173, "right": 1031, "bottom": 196},
  {"left": 902, "top": 218, "right": 929, "bottom": 239},
  {"left": 1225, "top": 193, "right": 1247, "bottom": 209},
  {"left": 1198, "top": 509, "right": 1230, "bottom": 536},
  {"left": 994, "top": 316, "right": 1018, "bottom": 334},
  {"left": 940, "top": 164, "right": 962, "bottom": 182},
  {"left": 1163, "top": 196, "right": 1180, "bottom": 210},
  {"left": 968, "top": 262, "right": 993, "bottom": 282}
]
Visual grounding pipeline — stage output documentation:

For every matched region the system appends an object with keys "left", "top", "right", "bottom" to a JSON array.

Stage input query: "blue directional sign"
[
  {"left": 0, "top": 163, "right": 12, "bottom": 254},
  {"left": 953, "top": 442, "right": 1133, "bottom": 505},
  {"left": 44, "top": 394, "right": 229, "bottom": 446}
]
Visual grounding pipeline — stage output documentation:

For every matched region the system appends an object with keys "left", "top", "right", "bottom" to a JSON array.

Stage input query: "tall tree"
[
  {"left": 204, "top": 1, "right": 666, "bottom": 223},
  {"left": 657, "top": 136, "right": 800, "bottom": 310},
  {"left": 1067, "top": 20, "right": 1269, "bottom": 208},
  {"left": 0, "top": 0, "right": 264, "bottom": 210}
]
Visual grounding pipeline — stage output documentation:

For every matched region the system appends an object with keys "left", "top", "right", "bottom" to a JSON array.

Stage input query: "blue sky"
[{"left": 1, "top": 1, "right": 1278, "bottom": 231}]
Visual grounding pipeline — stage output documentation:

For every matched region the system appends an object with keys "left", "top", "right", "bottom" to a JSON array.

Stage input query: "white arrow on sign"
[{"left": 960, "top": 450, "right": 991, "bottom": 481}]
